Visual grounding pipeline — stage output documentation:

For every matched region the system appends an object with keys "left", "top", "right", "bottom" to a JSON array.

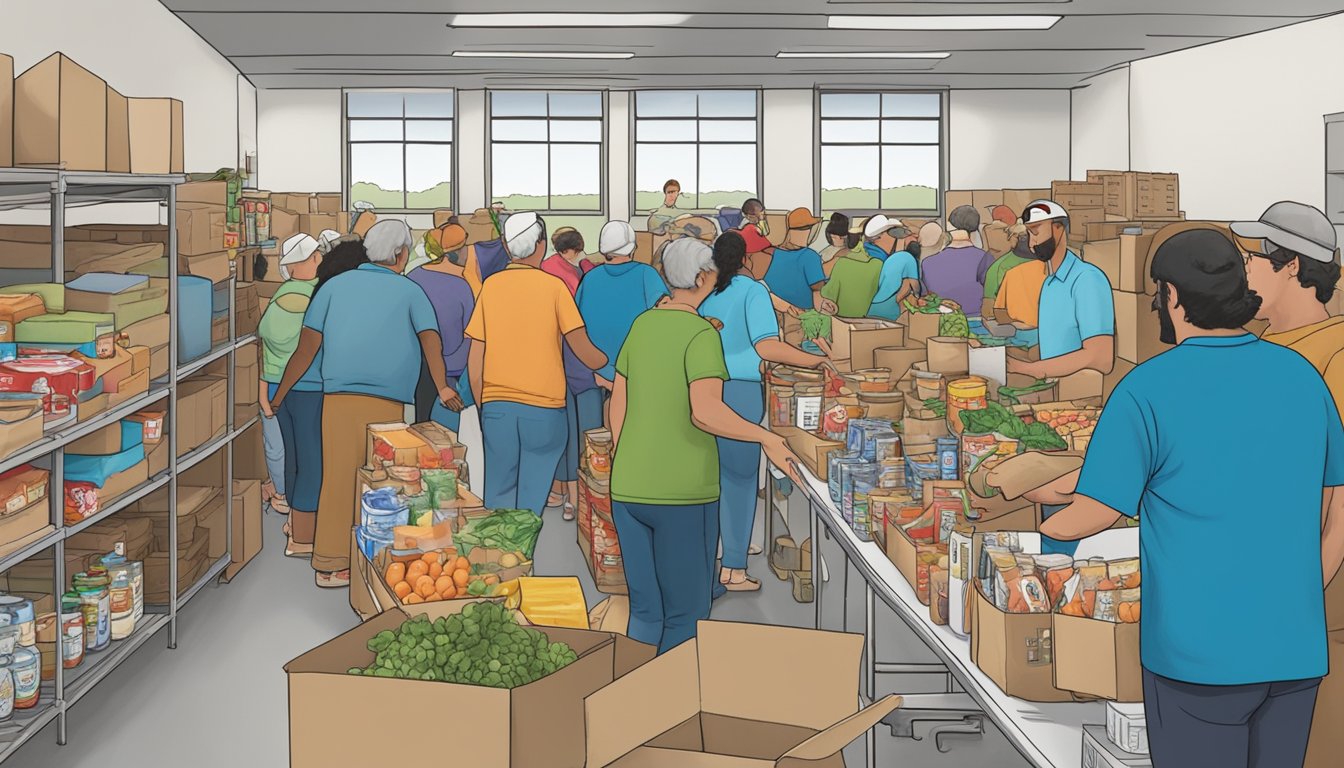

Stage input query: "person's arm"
[
  {"left": 768, "top": 292, "right": 799, "bottom": 317},
  {"left": 981, "top": 298, "right": 997, "bottom": 321},
  {"left": 1324, "top": 487, "right": 1344, "bottom": 587},
  {"left": 1039, "top": 495, "right": 1123, "bottom": 540},
  {"left": 896, "top": 277, "right": 919, "bottom": 307},
  {"left": 1010, "top": 335, "right": 1115, "bottom": 378},
  {"left": 468, "top": 342, "right": 485, "bottom": 406},
  {"left": 259, "top": 379, "right": 274, "bottom": 418},
  {"left": 564, "top": 328, "right": 607, "bottom": 372},
  {"left": 609, "top": 373, "right": 628, "bottom": 454},
  {"left": 1022, "top": 468, "right": 1082, "bottom": 506},
  {"left": 756, "top": 338, "right": 826, "bottom": 368},
  {"left": 417, "top": 330, "right": 463, "bottom": 411},
  {"left": 689, "top": 377, "right": 802, "bottom": 485},
  {"left": 272, "top": 328, "right": 320, "bottom": 408}
]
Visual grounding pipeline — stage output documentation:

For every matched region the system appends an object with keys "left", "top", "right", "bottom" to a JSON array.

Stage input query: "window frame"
[
  {"left": 629, "top": 89, "right": 764, "bottom": 215},
  {"left": 485, "top": 90, "right": 608, "bottom": 217},
  {"left": 813, "top": 88, "right": 949, "bottom": 220},
  {"left": 342, "top": 89, "right": 457, "bottom": 214}
]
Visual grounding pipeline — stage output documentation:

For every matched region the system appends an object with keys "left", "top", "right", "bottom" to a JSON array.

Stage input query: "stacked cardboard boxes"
[
  {"left": 0, "top": 53, "right": 11, "bottom": 168},
  {"left": 177, "top": 180, "right": 233, "bottom": 283}
]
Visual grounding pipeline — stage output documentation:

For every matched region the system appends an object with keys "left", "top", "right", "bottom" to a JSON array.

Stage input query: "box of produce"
[
  {"left": 1053, "top": 555, "right": 1142, "bottom": 702},
  {"left": 365, "top": 421, "right": 435, "bottom": 469},
  {"left": 286, "top": 602, "right": 654, "bottom": 768},
  {"left": 408, "top": 421, "right": 467, "bottom": 467}
]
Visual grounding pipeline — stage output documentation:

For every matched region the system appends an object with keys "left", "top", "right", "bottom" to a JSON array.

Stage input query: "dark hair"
[
  {"left": 552, "top": 229, "right": 585, "bottom": 254},
  {"left": 949, "top": 205, "right": 980, "bottom": 234},
  {"left": 846, "top": 231, "right": 864, "bottom": 250},
  {"left": 826, "top": 212, "right": 849, "bottom": 240},
  {"left": 663, "top": 179, "right": 680, "bottom": 193},
  {"left": 712, "top": 232, "right": 747, "bottom": 294},
  {"left": 314, "top": 240, "right": 370, "bottom": 294},
  {"left": 742, "top": 198, "right": 764, "bottom": 216},
  {"left": 1150, "top": 230, "right": 1261, "bottom": 330},
  {"left": 1263, "top": 247, "right": 1342, "bottom": 305}
]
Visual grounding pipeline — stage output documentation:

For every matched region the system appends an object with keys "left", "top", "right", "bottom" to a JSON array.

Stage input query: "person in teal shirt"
[
  {"left": 868, "top": 225, "right": 921, "bottom": 320},
  {"left": 760, "top": 208, "right": 826, "bottom": 311},
  {"left": 1038, "top": 230, "right": 1344, "bottom": 768}
]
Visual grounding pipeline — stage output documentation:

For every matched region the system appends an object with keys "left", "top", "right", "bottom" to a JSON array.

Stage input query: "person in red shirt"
[{"left": 737, "top": 198, "right": 775, "bottom": 270}]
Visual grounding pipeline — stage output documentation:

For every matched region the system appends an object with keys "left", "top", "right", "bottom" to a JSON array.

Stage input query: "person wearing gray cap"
[{"left": 1234, "top": 200, "right": 1344, "bottom": 768}]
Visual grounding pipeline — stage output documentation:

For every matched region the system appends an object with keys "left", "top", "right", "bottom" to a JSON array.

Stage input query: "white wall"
[
  {"left": 1070, "top": 68, "right": 1130, "bottom": 180},
  {"left": 761, "top": 90, "right": 815, "bottom": 211},
  {"left": 0, "top": 0, "right": 250, "bottom": 174},
  {"left": 255, "top": 89, "right": 342, "bottom": 193},
  {"left": 1126, "top": 15, "right": 1344, "bottom": 219},
  {"left": 948, "top": 90, "right": 1071, "bottom": 189}
]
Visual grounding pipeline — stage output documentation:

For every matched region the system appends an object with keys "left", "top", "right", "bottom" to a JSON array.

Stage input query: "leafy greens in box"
[{"left": 959, "top": 402, "right": 1067, "bottom": 451}]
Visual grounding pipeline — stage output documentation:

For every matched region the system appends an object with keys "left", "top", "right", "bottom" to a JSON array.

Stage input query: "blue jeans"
[
  {"left": 261, "top": 385, "right": 286, "bottom": 497},
  {"left": 1142, "top": 668, "right": 1320, "bottom": 768},
  {"left": 480, "top": 401, "right": 567, "bottom": 516},
  {"left": 613, "top": 500, "right": 717, "bottom": 654},
  {"left": 275, "top": 389, "right": 323, "bottom": 514},
  {"left": 717, "top": 380, "right": 764, "bottom": 570},
  {"left": 555, "top": 388, "right": 605, "bottom": 483}
]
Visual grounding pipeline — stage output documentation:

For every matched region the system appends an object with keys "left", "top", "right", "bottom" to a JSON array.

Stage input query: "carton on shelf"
[
  {"left": 14, "top": 53, "right": 108, "bottom": 171},
  {"left": 127, "top": 97, "right": 183, "bottom": 175},
  {"left": 830, "top": 317, "right": 907, "bottom": 371},
  {"left": 1113, "top": 290, "right": 1168, "bottom": 365},
  {"left": 233, "top": 342, "right": 259, "bottom": 405},
  {"left": 105, "top": 86, "right": 129, "bottom": 174},
  {"left": 223, "top": 479, "right": 262, "bottom": 582},
  {"left": 176, "top": 204, "right": 226, "bottom": 257},
  {"left": 175, "top": 375, "right": 227, "bottom": 454},
  {"left": 298, "top": 213, "right": 339, "bottom": 237},
  {"left": 0, "top": 504, "right": 51, "bottom": 557},
  {"left": 182, "top": 251, "right": 232, "bottom": 284},
  {"left": 0, "top": 54, "right": 11, "bottom": 167},
  {"left": 314, "top": 194, "right": 341, "bottom": 215},
  {"left": 177, "top": 181, "right": 230, "bottom": 207},
  {"left": 270, "top": 207, "right": 299, "bottom": 243},
  {"left": 285, "top": 603, "right": 654, "bottom": 768},
  {"left": 197, "top": 494, "right": 229, "bottom": 560},
  {"left": 585, "top": 621, "right": 901, "bottom": 768}
]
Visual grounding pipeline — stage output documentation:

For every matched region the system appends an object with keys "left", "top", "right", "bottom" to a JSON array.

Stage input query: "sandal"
[
  {"left": 285, "top": 537, "right": 313, "bottom": 558},
  {"left": 547, "top": 492, "right": 565, "bottom": 509},
  {"left": 724, "top": 569, "right": 762, "bottom": 592},
  {"left": 269, "top": 495, "right": 291, "bottom": 515},
  {"left": 748, "top": 543, "right": 764, "bottom": 556},
  {"left": 316, "top": 570, "right": 350, "bottom": 589},
  {"left": 562, "top": 502, "right": 575, "bottom": 522}
]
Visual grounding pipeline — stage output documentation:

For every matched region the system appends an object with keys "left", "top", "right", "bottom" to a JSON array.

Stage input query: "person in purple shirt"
[
  {"left": 408, "top": 251, "right": 476, "bottom": 432},
  {"left": 921, "top": 205, "right": 994, "bottom": 317}
]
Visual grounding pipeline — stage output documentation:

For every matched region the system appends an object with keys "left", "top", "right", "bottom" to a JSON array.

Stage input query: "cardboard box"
[
  {"left": 299, "top": 213, "right": 339, "bottom": 237},
  {"left": 1054, "top": 613, "right": 1141, "bottom": 702},
  {"left": 1057, "top": 369, "right": 1104, "bottom": 401},
  {"left": 232, "top": 421, "right": 266, "bottom": 480},
  {"left": 1084, "top": 233, "right": 1156, "bottom": 293},
  {"left": 1050, "top": 181, "right": 1104, "bottom": 210},
  {"left": 270, "top": 207, "right": 300, "bottom": 243},
  {"left": 14, "top": 53, "right": 108, "bottom": 171},
  {"left": 778, "top": 426, "right": 843, "bottom": 481},
  {"left": 0, "top": 501, "right": 51, "bottom": 555},
  {"left": 926, "top": 336, "right": 969, "bottom": 376},
  {"left": 69, "top": 419, "right": 137, "bottom": 456},
  {"left": 432, "top": 209, "right": 455, "bottom": 228},
  {"left": 176, "top": 375, "right": 227, "bottom": 454},
  {"left": 0, "top": 466, "right": 48, "bottom": 516},
  {"left": 286, "top": 606, "right": 654, "bottom": 768},
  {"left": 178, "top": 181, "right": 229, "bottom": 207},
  {"left": 315, "top": 194, "right": 341, "bottom": 215},
  {"left": 123, "top": 313, "right": 171, "bottom": 350},
  {"left": 0, "top": 395, "right": 44, "bottom": 457},
  {"left": 872, "top": 345, "right": 926, "bottom": 384},
  {"left": 901, "top": 310, "right": 943, "bottom": 344},
  {"left": 197, "top": 494, "right": 229, "bottom": 560},
  {"left": 1113, "top": 290, "right": 1167, "bottom": 364},
  {"left": 127, "top": 97, "right": 183, "bottom": 174},
  {"left": 1084, "top": 220, "right": 1170, "bottom": 244},
  {"left": 1069, "top": 206, "right": 1105, "bottom": 233},
  {"left": 1001, "top": 189, "right": 1049, "bottom": 218},
  {"left": 970, "top": 583, "right": 1070, "bottom": 702},
  {"left": 1104, "top": 172, "right": 1180, "bottom": 221},
  {"left": 1083, "top": 724, "right": 1152, "bottom": 768},
  {"left": 366, "top": 422, "right": 434, "bottom": 469},
  {"left": 177, "top": 203, "right": 226, "bottom": 257},
  {"left": 105, "top": 86, "right": 130, "bottom": 174},
  {"left": 830, "top": 317, "right": 906, "bottom": 371},
  {"left": 222, "top": 479, "right": 262, "bottom": 582},
  {"left": 0, "top": 54, "right": 11, "bottom": 167},
  {"left": 182, "top": 251, "right": 232, "bottom": 284},
  {"left": 98, "top": 460, "right": 150, "bottom": 505},
  {"left": 234, "top": 342, "right": 259, "bottom": 405},
  {"left": 585, "top": 621, "right": 901, "bottom": 768}
]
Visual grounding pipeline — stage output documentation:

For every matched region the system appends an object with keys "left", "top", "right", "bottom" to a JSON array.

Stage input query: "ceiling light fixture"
[
  {"left": 828, "top": 15, "right": 1061, "bottom": 31},
  {"left": 777, "top": 51, "right": 949, "bottom": 59},
  {"left": 453, "top": 51, "right": 635, "bottom": 59},
  {"left": 450, "top": 13, "right": 690, "bottom": 27}
]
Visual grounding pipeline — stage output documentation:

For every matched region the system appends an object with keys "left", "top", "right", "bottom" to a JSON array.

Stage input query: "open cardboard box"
[
  {"left": 585, "top": 621, "right": 901, "bottom": 768},
  {"left": 776, "top": 426, "right": 843, "bottom": 482},
  {"left": 287, "top": 603, "right": 654, "bottom": 768},
  {"left": 830, "top": 317, "right": 906, "bottom": 371},
  {"left": 1054, "top": 612, "right": 1142, "bottom": 702}
]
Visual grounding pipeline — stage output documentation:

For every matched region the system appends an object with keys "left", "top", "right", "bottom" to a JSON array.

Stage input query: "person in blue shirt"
[
  {"left": 700, "top": 232, "right": 828, "bottom": 593},
  {"left": 1006, "top": 200, "right": 1115, "bottom": 380},
  {"left": 868, "top": 221, "right": 922, "bottom": 320},
  {"left": 1035, "top": 230, "right": 1344, "bottom": 768},
  {"left": 757, "top": 207, "right": 827, "bottom": 312},
  {"left": 274, "top": 220, "right": 463, "bottom": 589},
  {"left": 575, "top": 220, "right": 669, "bottom": 397}
]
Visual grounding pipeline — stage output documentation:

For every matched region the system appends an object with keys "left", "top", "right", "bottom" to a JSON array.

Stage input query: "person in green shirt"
[
  {"left": 609, "top": 237, "right": 802, "bottom": 654},
  {"left": 647, "top": 178, "right": 683, "bottom": 234},
  {"left": 979, "top": 219, "right": 1032, "bottom": 319},
  {"left": 819, "top": 219, "right": 883, "bottom": 317}
]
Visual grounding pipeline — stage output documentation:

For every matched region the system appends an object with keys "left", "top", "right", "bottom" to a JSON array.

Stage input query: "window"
[
  {"left": 346, "top": 91, "right": 454, "bottom": 211},
  {"left": 489, "top": 91, "right": 604, "bottom": 213},
  {"left": 818, "top": 92, "right": 942, "bottom": 214},
  {"left": 634, "top": 91, "right": 759, "bottom": 213}
]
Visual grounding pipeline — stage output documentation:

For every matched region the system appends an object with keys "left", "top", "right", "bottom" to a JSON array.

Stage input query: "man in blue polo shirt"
[
  {"left": 1037, "top": 230, "right": 1344, "bottom": 768},
  {"left": 1006, "top": 199, "right": 1114, "bottom": 379}
]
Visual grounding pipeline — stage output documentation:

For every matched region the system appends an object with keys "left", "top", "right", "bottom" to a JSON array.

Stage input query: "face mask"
[
  {"left": 1031, "top": 233, "right": 1056, "bottom": 261},
  {"left": 1013, "top": 235, "right": 1034, "bottom": 261},
  {"left": 1156, "top": 284, "right": 1177, "bottom": 345}
]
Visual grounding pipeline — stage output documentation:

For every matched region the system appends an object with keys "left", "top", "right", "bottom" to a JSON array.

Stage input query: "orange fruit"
[
  {"left": 483, "top": 574, "right": 499, "bottom": 586},
  {"left": 404, "top": 593, "right": 424, "bottom": 604},
  {"left": 1130, "top": 603, "right": 1141, "bottom": 622},
  {"left": 452, "top": 569, "right": 470, "bottom": 588},
  {"left": 422, "top": 552, "right": 440, "bottom": 564},
  {"left": 454, "top": 556, "right": 470, "bottom": 573},
  {"left": 393, "top": 581, "right": 414, "bottom": 599},
  {"left": 1117, "top": 603, "right": 1133, "bottom": 624},
  {"left": 385, "top": 562, "right": 406, "bottom": 587},
  {"left": 415, "top": 575, "right": 437, "bottom": 598},
  {"left": 435, "top": 575, "right": 455, "bottom": 595},
  {"left": 407, "top": 561, "right": 429, "bottom": 580},
  {"left": 423, "top": 592, "right": 442, "bottom": 603},
  {"left": 428, "top": 562, "right": 443, "bottom": 581},
  {"left": 440, "top": 584, "right": 457, "bottom": 600}
]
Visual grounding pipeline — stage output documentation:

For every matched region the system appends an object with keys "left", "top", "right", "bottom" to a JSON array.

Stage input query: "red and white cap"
[{"left": 1021, "top": 200, "right": 1069, "bottom": 224}]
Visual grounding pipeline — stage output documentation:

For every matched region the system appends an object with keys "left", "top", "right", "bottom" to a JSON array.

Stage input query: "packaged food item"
[
  {"left": 793, "top": 384, "right": 823, "bottom": 431},
  {"left": 585, "top": 429, "right": 613, "bottom": 477},
  {"left": 916, "top": 546, "right": 948, "bottom": 605},
  {"left": 874, "top": 433, "right": 901, "bottom": 463},
  {"left": 10, "top": 646, "right": 38, "bottom": 710},
  {"left": 769, "top": 384, "right": 794, "bottom": 428},
  {"left": 946, "top": 377, "right": 988, "bottom": 435},
  {"left": 1115, "top": 589, "right": 1142, "bottom": 624},
  {"left": 59, "top": 594, "right": 85, "bottom": 668},
  {"left": 935, "top": 436, "right": 959, "bottom": 480},
  {"left": 848, "top": 464, "right": 878, "bottom": 542},
  {"left": 0, "top": 597, "right": 36, "bottom": 648},
  {"left": 877, "top": 458, "right": 904, "bottom": 489},
  {"left": 828, "top": 453, "right": 864, "bottom": 506},
  {"left": 1094, "top": 588, "right": 1120, "bottom": 623},
  {"left": 1109, "top": 558, "right": 1141, "bottom": 589},
  {"left": 73, "top": 569, "right": 112, "bottom": 652},
  {"left": 905, "top": 454, "right": 939, "bottom": 500}
]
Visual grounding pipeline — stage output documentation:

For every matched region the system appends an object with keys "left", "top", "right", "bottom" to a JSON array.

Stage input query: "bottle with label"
[
  {"left": 73, "top": 570, "right": 112, "bottom": 652},
  {"left": 59, "top": 594, "right": 85, "bottom": 669},
  {"left": 101, "top": 546, "right": 138, "bottom": 640},
  {"left": 10, "top": 646, "right": 38, "bottom": 710}
]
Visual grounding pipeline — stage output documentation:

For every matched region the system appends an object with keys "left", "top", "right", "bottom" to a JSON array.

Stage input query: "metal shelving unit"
[{"left": 0, "top": 168, "right": 256, "bottom": 757}]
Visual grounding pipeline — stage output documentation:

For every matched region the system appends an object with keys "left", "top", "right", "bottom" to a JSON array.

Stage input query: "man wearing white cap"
[
  {"left": 315, "top": 229, "right": 342, "bottom": 254},
  {"left": 576, "top": 220, "right": 668, "bottom": 396},
  {"left": 465, "top": 212, "right": 608, "bottom": 518},
  {"left": 274, "top": 220, "right": 461, "bottom": 588},
  {"left": 1006, "top": 200, "right": 1114, "bottom": 379},
  {"left": 1234, "top": 201, "right": 1344, "bottom": 768}
]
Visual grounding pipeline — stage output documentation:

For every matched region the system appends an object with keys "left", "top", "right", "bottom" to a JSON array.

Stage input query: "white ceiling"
[{"left": 160, "top": 1, "right": 1344, "bottom": 90}]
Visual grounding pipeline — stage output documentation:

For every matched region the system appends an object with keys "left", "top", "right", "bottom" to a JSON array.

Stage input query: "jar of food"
[
  {"left": 828, "top": 452, "right": 864, "bottom": 506},
  {"left": 859, "top": 391, "right": 905, "bottom": 421},
  {"left": 10, "top": 646, "right": 38, "bottom": 710},
  {"left": 73, "top": 570, "right": 111, "bottom": 652},
  {"left": 851, "top": 369, "right": 894, "bottom": 393},
  {"left": 768, "top": 384, "right": 795, "bottom": 428},
  {"left": 913, "top": 371, "right": 945, "bottom": 402},
  {"left": 0, "top": 597, "right": 36, "bottom": 648},
  {"left": 0, "top": 630, "right": 13, "bottom": 721},
  {"left": 793, "top": 385, "right": 823, "bottom": 432},
  {"left": 946, "top": 377, "right": 989, "bottom": 435},
  {"left": 59, "top": 594, "right": 85, "bottom": 669},
  {"left": 587, "top": 431, "right": 613, "bottom": 477}
]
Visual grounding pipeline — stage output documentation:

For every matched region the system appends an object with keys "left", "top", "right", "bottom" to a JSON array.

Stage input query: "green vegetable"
[
  {"left": 921, "top": 398, "right": 946, "bottom": 418},
  {"left": 997, "top": 379, "right": 1056, "bottom": 405},
  {"left": 455, "top": 508, "right": 544, "bottom": 558},
  {"left": 903, "top": 293, "right": 944, "bottom": 314},
  {"left": 959, "top": 402, "right": 1067, "bottom": 451},
  {"left": 939, "top": 309, "right": 970, "bottom": 338},
  {"left": 798, "top": 310, "right": 832, "bottom": 341}
]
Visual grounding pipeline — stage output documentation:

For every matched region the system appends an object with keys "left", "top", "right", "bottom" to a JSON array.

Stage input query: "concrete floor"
[{"left": 6, "top": 408, "right": 1037, "bottom": 768}]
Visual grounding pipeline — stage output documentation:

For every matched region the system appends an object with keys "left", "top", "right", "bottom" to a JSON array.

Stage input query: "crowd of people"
[{"left": 249, "top": 184, "right": 1344, "bottom": 767}]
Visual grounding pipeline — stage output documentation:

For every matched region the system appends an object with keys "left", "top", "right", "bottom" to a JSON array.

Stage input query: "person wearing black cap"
[
  {"left": 1233, "top": 201, "right": 1344, "bottom": 768},
  {"left": 1035, "top": 229, "right": 1344, "bottom": 768}
]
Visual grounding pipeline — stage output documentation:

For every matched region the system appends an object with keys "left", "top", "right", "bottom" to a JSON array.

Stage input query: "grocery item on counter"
[
  {"left": 829, "top": 453, "right": 865, "bottom": 506},
  {"left": 935, "top": 436, "right": 959, "bottom": 480},
  {"left": 346, "top": 602, "right": 579, "bottom": 688},
  {"left": 946, "top": 377, "right": 988, "bottom": 435},
  {"left": 769, "top": 384, "right": 794, "bottom": 428},
  {"left": 59, "top": 594, "right": 85, "bottom": 667},
  {"left": 360, "top": 488, "right": 410, "bottom": 533},
  {"left": 454, "top": 508, "right": 543, "bottom": 559},
  {"left": 793, "top": 384, "right": 823, "bottom": 431},
  {"left": 904, "top": 454, "right": 940, "bottom": 500}
]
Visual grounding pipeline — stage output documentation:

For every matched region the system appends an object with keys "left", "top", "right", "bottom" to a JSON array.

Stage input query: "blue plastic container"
[{"left": 178, "top": 276, "right": 213, "bottom": 364}]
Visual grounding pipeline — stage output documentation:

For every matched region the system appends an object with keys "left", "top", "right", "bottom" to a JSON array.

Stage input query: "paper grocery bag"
[{"left": 985, "top": 451, "right": 1084, "bottom": 501}]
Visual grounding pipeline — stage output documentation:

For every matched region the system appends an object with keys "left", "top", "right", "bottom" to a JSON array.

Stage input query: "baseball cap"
[
  {"left": 431, "top": 223, "right": 468, "bottom": 252},
  {"left": 598, "top": 221, "right": 637, "bottom": 256},
  {"left": 502, "top": 210, "right": 541, "bottom": 243},
  {"left": 990, "top": 205, "right": 1018, "bottom": 226},
  {"left": 280, "top": 233, "right": 319, "bottom": 265},
  {"left": 1022, "top": 200, "right": 1070, "bottom": 225},
  {"left": 864, "top": 214, "right": 905, "bottom": 239},
  {"left": 786, "top": 207, "right": 823, "bottom": 229},
  {"left": 1231, "top": 201, "right": 1338, "bottom": 263}
]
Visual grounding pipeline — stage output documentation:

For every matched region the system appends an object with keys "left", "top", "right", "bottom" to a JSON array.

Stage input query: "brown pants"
[
  {"left": 290, "top": 510, "right": 316, "bottom": 545},
  {"left": 1305, "top": 630, "right": 1344, "bottom": 767},
  {"left": 311, "top": 393, "right": 404, "bottom": 573}
]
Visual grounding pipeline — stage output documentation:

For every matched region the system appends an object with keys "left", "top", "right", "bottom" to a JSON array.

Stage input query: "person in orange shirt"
[
  {"left": 1234, "top": 201, "right": 1344, "bottom": 768},
  {"left": 465, "top": 212, "right": 607, "bottom": 518},
  {"left": 993, "top": 259, "right": 1048, "bottom": 330}
]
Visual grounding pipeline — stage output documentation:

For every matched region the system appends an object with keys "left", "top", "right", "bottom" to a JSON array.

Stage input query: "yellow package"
[{"left": 505, "top": 576, "right": 590, "bottom": 630}]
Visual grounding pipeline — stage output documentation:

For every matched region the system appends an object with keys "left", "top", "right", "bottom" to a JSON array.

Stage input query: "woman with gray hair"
[{"left": 607, "top": 237, "right": 803, "bottom": 654}]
